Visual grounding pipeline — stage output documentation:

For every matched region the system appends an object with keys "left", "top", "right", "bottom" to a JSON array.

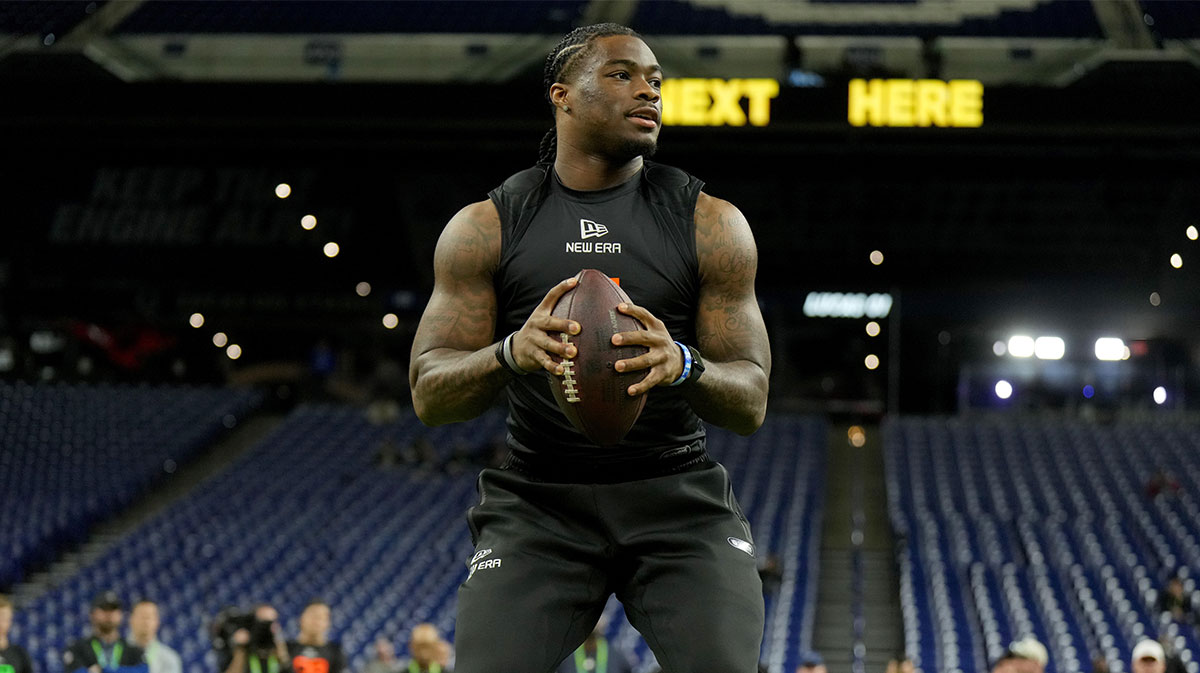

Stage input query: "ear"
[{"left": 549, "top": 82, "right": 570, "bottom": 111}]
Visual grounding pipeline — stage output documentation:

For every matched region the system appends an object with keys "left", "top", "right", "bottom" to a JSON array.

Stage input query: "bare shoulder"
[
  {"left": 693, "top": 191, "right": 758, "bottom": 281},
  {"left": 434, "top": 199, "right": 502, "bottom": 276}
]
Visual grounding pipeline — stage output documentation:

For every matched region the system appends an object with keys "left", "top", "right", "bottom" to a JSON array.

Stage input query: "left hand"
[{"left": 611, "top": 302, "right": 685, "bottom": 396}]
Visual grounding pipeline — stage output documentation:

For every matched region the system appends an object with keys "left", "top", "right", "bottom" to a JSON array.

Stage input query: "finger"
[
  {"left": 616, "top": 302, "right": 659, "bottom": 328},
  {"left": 531, "top": 315, "right": 580, "bottom": 336},
  {"left": 611, "top": 329, "right": 661, "bottom": 347},
  {"left": 614, "top": 352, "right": 657, "bottom": 373},
  {"left": 626, "top": 370, "right": 666, "bottom": 397},
  {"left": 535, "top": 276, "right": 580, "bottom": 312}
]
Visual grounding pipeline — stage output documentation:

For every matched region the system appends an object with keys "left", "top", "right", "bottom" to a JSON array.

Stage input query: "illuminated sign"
[
  {"left": 848, "top": 79, "right": 983, "bottom": 128},
  {"left": 662, "top": 78, "right": 780, "bottom": 127},
  {"left": 803, "top": 292, "right": 893, "bottom": 319}
]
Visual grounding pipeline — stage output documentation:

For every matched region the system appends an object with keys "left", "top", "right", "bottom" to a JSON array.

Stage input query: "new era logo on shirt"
[{"left": 580, "top": 219, "right": 609, "bottom": 239}]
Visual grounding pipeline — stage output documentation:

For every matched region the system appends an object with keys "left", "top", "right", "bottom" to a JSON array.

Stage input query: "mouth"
[{"left": 627, "top": 107, "right": 660, "bottom": 129}]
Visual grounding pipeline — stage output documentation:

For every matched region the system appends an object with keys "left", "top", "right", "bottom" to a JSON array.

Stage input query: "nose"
[{"left": 634, "top": 76, "right": 660, "bottom": 102}]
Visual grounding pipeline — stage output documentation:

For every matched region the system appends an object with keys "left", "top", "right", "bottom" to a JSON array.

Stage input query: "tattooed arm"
[
  {"left": 612, "top": 193, "right": 770, "bottom": 434},
  {"left": 409, "top": 200, "right": 579, "bottom": 426},
  {"left": 684, "top": 193, "right": 771, "bottom": 433}
]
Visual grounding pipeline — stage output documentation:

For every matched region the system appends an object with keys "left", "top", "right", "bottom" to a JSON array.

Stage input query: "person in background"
[
  {"left": 128, "top": 601, "right": 181, "bottom": 673},
  {"left": 1131, "top": 640, "right": 1166, "bottom": 673},
  {"left": 400, "top": 625, "right": 449, "bottom": 673},
  {"left": 1158, "top": 577, "right": 1197, "bottom": 624},
  {"left": 795, "top": 651, "right": 826, "bottom": 673},
  {"left": 554, "top": 620, "right": 635, "bottom": 673},
  {"left": 286, "top": 601, "right": 346, "bottom": 673},
  {"left": 0, "top": 595, "right": 34, "bottom": 673},
  {"left": 363, "top": 638, "right": 400, "bottom": 673},
  {"left": 886, "top": 656, "right": 916, "bottom": 673},
  {"left": 991, "top": 637, "right": 1048, "bottom": 673},
  {"left": 63, "top": 592, "right": 147, "bottom": 673},
  {"left": 217, "top": 604, "right": 289, "bottom": 673}
]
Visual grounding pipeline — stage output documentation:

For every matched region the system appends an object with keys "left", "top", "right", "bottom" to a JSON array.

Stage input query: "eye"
[
  {"left": 649, "top": 78, "right": 662, "bottom": 89},
  {"left": 610, "top": 71, "right": 631, "bottom": 80}
]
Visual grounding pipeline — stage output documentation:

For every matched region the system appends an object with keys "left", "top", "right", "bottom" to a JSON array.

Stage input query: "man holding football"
[{"left": 409, "top": 23, "right": 771, "bottom": 673}]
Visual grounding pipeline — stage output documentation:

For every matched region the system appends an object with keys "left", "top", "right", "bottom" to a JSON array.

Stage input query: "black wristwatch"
[{"left": 685, "top": 345, "right": 706, "bottom": 384}]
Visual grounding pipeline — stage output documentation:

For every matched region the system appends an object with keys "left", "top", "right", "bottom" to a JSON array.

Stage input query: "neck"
[
  {"left": 553, "top": 146, "right": 643, "bottom": 191},
  {"left": 299, "top": 635, "right": 325, "bottom": 647},
  {"left": 132, "top": 634, "right": 153, "bottom": 648},
  {"left": 95, "top": 631, "right": 119, "bottom": 645},
  {"left": 0, "top": 634, "right": 9, "bottom": 649}
]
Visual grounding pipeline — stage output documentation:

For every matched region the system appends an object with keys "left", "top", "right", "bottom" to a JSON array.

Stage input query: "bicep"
[
  {"left": 693, "top": 195, "right": 770, "bottom": 370},
  {"left": 410, "top": 201, "right": 501, "bottom": 358}
]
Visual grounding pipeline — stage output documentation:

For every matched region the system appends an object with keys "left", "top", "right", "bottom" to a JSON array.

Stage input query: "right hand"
[
  {"left": 510, "top": 276, "right": 581, "bottom": 374},
  {"left": 232, "top": 629, "right": 250, "bottom": 647}
]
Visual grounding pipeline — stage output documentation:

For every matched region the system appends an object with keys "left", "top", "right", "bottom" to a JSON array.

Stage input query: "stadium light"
[
  {"left": 323, "top": 242, "right": 340, "bottom": 258},
  {"left": 301, "top": 215, "right": 317, "bottom": 230},
  {"left": 1170, "top": 253, "right": 1183, "bottom": 269},
  {"left": 869, "top": 250, "right": 884, "bottom": 266},
  {"left": 1094, "top": 337, "right": 1126, "bottom": 361},
  {"left": 1082, "top": 385, "right": 1095, "bottom": 399},
  {"left": 864, "top": 354, "right": 880, "bottom": 370},
  {"left": 993, "top": 340, "right": 1007, "bottom": 356},
  {"left": 382, "top": 313, "right": 399, "bottom": 329},
  {"left": 1154, "top": 387, "right": 1167, "bottom": 405},
  {"left": 212, "top": 332, "right": 228, "bottom": 348},
  {"left": 1187, "top": 225, "right": 1198, "bottom": 240},
  {"left": 1007, "top": 335, "right": 1035, "bottom": 358},
  {"left": 274, "top": 183, "right": 291, "bottom": 199},
  {"left": 188, "top": 313, "right": 205, "bottom": 328},
  {"left": 356, "top": 282, "right": 371, "bottom": 297},
  {"left": 1150, "top": 292, "right": 1161, "bottom": 306},
  {"left": 995, "top": 380, "right": 1013, "bottom": 400},
  {"left": 865, "top": 321, "right": 881, "bottom": 337},
  {"left": 1034, "top": 336, "right": 1065, "bottom": 360}
]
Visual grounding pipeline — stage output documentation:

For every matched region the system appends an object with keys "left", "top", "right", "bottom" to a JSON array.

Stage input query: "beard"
[{"left": 605, "top": 132, "right": 658, "bottom": 163}]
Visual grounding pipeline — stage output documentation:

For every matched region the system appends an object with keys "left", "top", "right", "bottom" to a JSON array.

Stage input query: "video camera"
[{"left": 212, "top": 607, "right": 277, "bottom": 651}]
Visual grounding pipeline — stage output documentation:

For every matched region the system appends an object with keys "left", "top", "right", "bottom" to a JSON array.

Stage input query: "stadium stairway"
[
  {"left": 10, "top": 412, "right": 284, "bottom": 607},
  {"left": 813, "top": 425, "right": 904, "bottom": 673}
]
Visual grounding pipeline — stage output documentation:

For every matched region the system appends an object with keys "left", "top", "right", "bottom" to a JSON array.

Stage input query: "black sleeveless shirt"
[{"left": 489, "top": 161, "right": 709, "bottom": 482}]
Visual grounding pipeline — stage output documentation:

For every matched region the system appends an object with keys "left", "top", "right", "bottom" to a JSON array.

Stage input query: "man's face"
[
  {"left": 91, "top": 607, "right": 123, "bottom": 636},
  {"left": 562, "top": 35, "right": 663, "bottom": 162},
  {"left": 254, "top": 605, "right": 278, "bottom": 623},
  {"left": 0, "top": 605, "right": 12, "bottom": 635},
  {"left": 129, "top": 603, "right": 159, "bottom": 641},
  {"left": 1168, "top": 579, "right": 1184, "bottom": 598},
  {"left": 409, "top": 626, "right": 439, "bottom": 666},
  {"left": 1132, "top": 657, "right": 1165, "bottom": 673},
  {"left": 299, "top": 604, "right": 330, "bottom": 640}
]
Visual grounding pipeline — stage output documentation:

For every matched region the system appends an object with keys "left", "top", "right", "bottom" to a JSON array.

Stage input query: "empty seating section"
[
  {"left": 114, "top": 1, "right": 585, "bottom": 34},
  {"left": 0, "top": 383, "right": 262, "bottom": 590},
  {"left": 9, "top": 403, "right": 827, "bottom": 673},
  {"left": 103, "top": 0, "right": 1103, "bottom": 39},
  {"left": 633, "top": 0, "right": 1102, "bottom": 38},
  {"left": 886, "top": 418, "right": 1200, "bottom": 673}
]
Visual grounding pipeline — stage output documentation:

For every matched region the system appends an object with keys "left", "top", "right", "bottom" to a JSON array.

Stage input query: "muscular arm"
[
  {"left": 408, "top": 201, "right": 579, "bottom": 426},
  {"left": 684, "top": 193, "right": 771, "bottom": 434},
  {"left": 408, "top": 201, "right": 507, "bottom": 426}
]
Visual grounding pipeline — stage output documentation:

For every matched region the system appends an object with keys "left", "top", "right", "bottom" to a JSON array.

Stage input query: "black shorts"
[{"left": 453, "top": 461, "right": 765, "bottom": 673}]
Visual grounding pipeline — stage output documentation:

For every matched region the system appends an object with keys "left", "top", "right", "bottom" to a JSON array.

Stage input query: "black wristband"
[{"left": 495, "top": 332, "right": 530, "bottom": 376}]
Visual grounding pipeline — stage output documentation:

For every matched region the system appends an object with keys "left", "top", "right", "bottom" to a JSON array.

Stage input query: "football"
[{"left": 549, "top": 269, "right": 649, "bottom": 446}]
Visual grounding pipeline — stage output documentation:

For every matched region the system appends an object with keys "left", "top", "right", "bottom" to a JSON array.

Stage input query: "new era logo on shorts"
[{"left": 580, "top": 219, "right": 608, "bottom": 239}]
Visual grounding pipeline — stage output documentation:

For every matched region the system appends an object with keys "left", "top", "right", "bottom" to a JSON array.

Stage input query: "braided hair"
[{"left": 537, "top": 23, "right": 641, "bottom": 166}]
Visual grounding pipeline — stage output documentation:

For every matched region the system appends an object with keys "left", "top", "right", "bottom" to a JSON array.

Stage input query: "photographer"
[{"left": 213, "top": 605, "right": 290, "bottom": 673}]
